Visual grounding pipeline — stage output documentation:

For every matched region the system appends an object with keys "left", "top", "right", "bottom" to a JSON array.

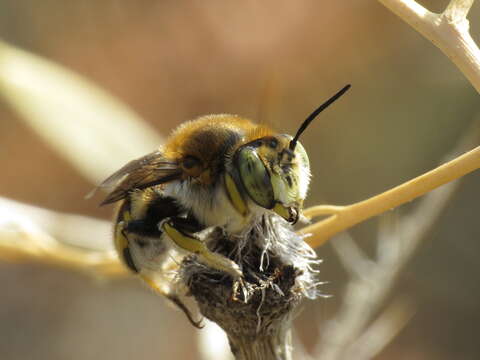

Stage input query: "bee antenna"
[{"left": 289, "top": 84, "right": 351, "bottom": 151}]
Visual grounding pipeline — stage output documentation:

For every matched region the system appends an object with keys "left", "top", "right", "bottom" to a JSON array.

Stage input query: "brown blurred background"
[{"left": 0, "top": 1, "right": 479, "bottom": 359}]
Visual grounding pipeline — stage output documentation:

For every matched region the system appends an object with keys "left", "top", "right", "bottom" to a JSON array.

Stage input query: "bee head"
[
  {"left": 231, "top": 135, "right": 309, "bottom": 223},
  {"left": 227, "top": 84, "right": 351, "bottom": 223}
]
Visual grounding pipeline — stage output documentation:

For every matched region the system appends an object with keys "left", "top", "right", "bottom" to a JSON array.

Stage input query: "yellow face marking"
[
  {"left": 224, "top": 173, "right": 249, "bottom": 216},
  {"left": 273, "top": 203, "right": 292, "bottom": 221}
]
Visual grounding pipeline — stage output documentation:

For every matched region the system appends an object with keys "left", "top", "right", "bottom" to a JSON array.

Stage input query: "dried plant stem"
[
  {"left": 0, "top": 229, "right": 124, "bottom": 276},
  {"left": 184, "top": 216, "right": 318, "bottom": 360},
  {"left": 0, "top": 41, "right": 163, "bottom": 184},
  {"left": 2, "top": 147, "right": 478, "bottom": 278},
  {"left": 314, "top": 124, "right": 477, "bottom": 359},
  {"left": 316, "top": 175, "right": 460, "bottom": 360},
  {"left": 303, "top": 0, "right": 480, "bottom": 248},
  {"left": 0, "top": 197, "right": 125, "bottom": 277},
  {"left": 301, "top": 145, "right": 479, "bottom": 248},
  {"left": 377, "top": 0, "right": 480, "bottom": 92},
  {"left": 342, "top": 299, "right": 414, "bottom": 360}
]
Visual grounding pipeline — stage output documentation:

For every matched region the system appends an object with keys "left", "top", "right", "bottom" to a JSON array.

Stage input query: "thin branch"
[
  {"left": 302, "top": 205, "right": 344, "bottom": 218},
  {"left": 0, "top": 197, "right": 126, "bottom": 277},
  {"left": 343, "top": 299, "right": 415, "bottom": 360},
  {"left": 301, "top": 145, "right": 479, "bottom": 248},
  {"left": 377, "top": 0, "right": 480, "bottom": 93},
  {"left": 0, "top": 40, "right": 163, "bottom": 184},
  {"left": 0, "top": 229, "right": 123, "bottom": 276},
  {"left": 315, "top": 176, "right": 460, "bottom": 360},
  {"left": 444, "top": 0, "right": 475, "bottom": 21},
  {"left": 329, "top": 233, "right": 375, "bottom": 280},
  {"left": 314, "top": 126, "right": 474, "bottom": 359}
]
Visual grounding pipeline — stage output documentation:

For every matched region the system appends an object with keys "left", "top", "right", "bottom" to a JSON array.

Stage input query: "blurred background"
[{"left": 0, "top": 0, "right": 479, "bottom": 359}]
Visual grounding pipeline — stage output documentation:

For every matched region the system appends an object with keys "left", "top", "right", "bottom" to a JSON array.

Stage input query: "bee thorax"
[{"left": 164, "top": 180, "right": 252, "bottom": 233}]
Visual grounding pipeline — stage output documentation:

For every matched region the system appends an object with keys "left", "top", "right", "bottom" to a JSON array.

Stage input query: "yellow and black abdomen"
[
  {"left": 113, "top": 197, "right": 138, "bottom": 273},
  {"left": 113, "top": 188, "right": 185, "bottom": 274}
]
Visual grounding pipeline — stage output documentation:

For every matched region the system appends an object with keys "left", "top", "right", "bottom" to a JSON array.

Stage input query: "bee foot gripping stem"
[
  {"left": 141, "top": 274, "right": 204, "bottom": 329},
  {"left": 168, "top": 294, "right": 204, "bottom": 329},
  {"left": 161, "top": 219, "right": 243, "bottom": 280},
  {"left": 231, "top": 277, "right": 252, "bottom": 303}
]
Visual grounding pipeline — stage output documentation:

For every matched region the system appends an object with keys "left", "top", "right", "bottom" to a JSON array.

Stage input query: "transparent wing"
[{"left": 99, "top": 151, "right": 182, "bottom": 205}]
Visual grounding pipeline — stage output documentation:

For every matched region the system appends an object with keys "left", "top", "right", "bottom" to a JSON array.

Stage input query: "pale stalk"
[
  {"left": 376, "top": 0, "right": 480, "bottom": 92},
  {"left": 0, "top": 229, "right": 124, "bottom": 276},
  {"left": 302, "top": 0, "right": 480, "bottom": 248},
  {"left": 0, "top": 197, "right": 125, "bottom": 276},
  {"left": 302, "top": 145, "right": 479, "bottom": 248},
  {"left": 314, "top": 124, "right": 474, "bottom": 359}
]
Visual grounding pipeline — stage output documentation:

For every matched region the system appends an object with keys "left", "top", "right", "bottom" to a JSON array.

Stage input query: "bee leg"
[
  {"left": 231, "top": 277, "right": 251, "bottom": 303},
  {"left": 160, "top": 218, "right": 243, "bottom": 280},
  {"left": 117, "top": 218, "right": 203, "bottom": 327},
  {"left": 168, "top": 294, "right": 204, "bottom": 329},
  {"left": 141, "top": 274, "right": 204, "bottom": 329}
]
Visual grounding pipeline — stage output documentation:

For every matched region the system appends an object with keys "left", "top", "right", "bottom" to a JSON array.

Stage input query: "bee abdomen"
[
  {"left": 125, "top": 218, "right": 162, "bottom": 238},
  {"left": 122, "top": 247, "right": 139, "bottom": 273}
]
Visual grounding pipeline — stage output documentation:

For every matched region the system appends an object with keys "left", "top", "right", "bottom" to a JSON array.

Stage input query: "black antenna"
[{"left": 289, "top": 84, "right": 351, "bottom": 151}]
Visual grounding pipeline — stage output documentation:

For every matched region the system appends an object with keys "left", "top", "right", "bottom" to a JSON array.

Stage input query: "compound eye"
[
  {"left": 268, "top": 137, "right": 278, "bottom": 149},
  {"left": 235, "top": 146, "right": 275, "bottom": 209}
]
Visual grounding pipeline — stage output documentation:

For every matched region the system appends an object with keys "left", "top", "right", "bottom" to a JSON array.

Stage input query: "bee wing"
[{"left": 99, "top": 151, "right": 182, "bottom": 205}]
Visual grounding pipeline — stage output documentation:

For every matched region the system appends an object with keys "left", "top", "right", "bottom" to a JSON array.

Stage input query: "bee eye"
[
  {"left": 235, "top": 146, "right": 275, "bottom": 209},
  {"left": 182, "top": 156, "right": 201, "bottom": 170},
  {"left": 268, "top": 138, "right": 278, "bottom": 148}
]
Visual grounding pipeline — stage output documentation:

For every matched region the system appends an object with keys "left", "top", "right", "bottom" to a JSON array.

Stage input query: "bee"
[{"left": 98, "top": 85, "right": 350, "bottom": 326}]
